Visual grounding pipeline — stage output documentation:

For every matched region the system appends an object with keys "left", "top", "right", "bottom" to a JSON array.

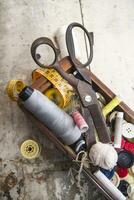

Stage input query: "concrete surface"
[{"left": 0, "top": 0, "right": 134, "bottom": 199}]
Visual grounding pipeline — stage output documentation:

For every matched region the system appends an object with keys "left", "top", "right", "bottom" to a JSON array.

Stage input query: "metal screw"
[{"left": 85, "top": 95, "right": 92, "bottom": 102}]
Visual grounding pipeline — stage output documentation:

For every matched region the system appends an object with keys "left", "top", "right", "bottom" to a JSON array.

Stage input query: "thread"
[
  {"left": 19, "top": 87, "right": 83, "bottom": 148},
  {"left": 102, "top": 96, "right": 121, "bottom": 117},
  {"left": 20, "top": 139, "right": 41, "bottom": 159},
  {"left": 94, "top": 170, "right": 126, "bottom": 200},
  {"left": 89, "top": 142, "right": 118, "bottom": 170},
  {"left": 114, "top": 112, "right": 124, "bottom": 148},
  {"left": 72, "top": 111, "right": 89, "bottom": 133}
]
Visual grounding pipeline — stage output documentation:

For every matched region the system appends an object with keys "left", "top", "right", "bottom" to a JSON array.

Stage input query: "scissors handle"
[
  {"left": 31, "top": 37, "right": 60, "bottom": 68},
  {"left": 66, "top": 22, "right": 93, "bottom": 68}
]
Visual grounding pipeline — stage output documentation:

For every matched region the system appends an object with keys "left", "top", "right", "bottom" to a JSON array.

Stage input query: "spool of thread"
[
  {"left": 114, "top": 112, "right": 124, "bottom": 149},
  {"left": 19, "top": 87, "right": 85, "bottom": 152},
  {"left": 102, "top": 96, "right": 121, "bottom": 117},
  {"left": 89, "top": 142, "right": 118, "bottom": 170},
  {"left": 94, "top": 170, "right": 126, "bottom": 200},
  {"left": 71, "top": 111, "right": 89, "bottom": 133},
  {"left": 100, "top": 168, "right": 115, "bottom": 179},
  {"left": 6, "top": 79, "right": 26, "bottom": 101},
  {"left": 20, "top": 139, "right": 41, "bottom": 159},
  {"left": 55, "top": 25, "right": 81, "bottom": 60}
]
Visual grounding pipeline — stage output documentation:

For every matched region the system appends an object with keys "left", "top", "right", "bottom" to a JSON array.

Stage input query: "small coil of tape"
[
  {"left": 6, "top": 79, "right": 26, "bottom": 101},
  {"left": 32, "top": 68, "right": 73, "bottom": 108},
  {"left": 102, "top": 96, "right": 122, "bottom": 117},
  {"left": 20, "top": 139, "right": 41, "bottom": 159}
]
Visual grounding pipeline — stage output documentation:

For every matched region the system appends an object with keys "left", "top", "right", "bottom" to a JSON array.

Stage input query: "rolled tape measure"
[
  {"left": 6, "top": 79, "right": 26, "bottom": 101},
  {"left": 20, "top": 139, "right": 41, "bottom": 159},
  {"left": 102, "top": 96, "right": 121, "bottom": 117},
  {"left": 32, "top": 68, "right": 73, "bottom": 108}
]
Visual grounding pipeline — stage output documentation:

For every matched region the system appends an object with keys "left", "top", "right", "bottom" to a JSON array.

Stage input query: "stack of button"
[{"left": 106, "top": 109, "right": 134, "bottom": 199}]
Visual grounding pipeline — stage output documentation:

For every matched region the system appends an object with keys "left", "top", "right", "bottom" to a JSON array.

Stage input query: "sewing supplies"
[
  {"left": 6, "top": 79, "right": 25, "bottom": 101},
  {"left": 114, "top": 112, "right": 124, "bottom": 149},
  {"left": 71, "top": 111, "right": 89, "bottom": 133},
  {"left": 117, "top": 150, "right": 134, "bottom": 168},
  {"left": 110, "top": 172, "right": 120, "bottom": 187},
  {"left": 32, "top": 68, "right": 73, "bottom": 108},
  {"left": 118, "top": 180, "right": 130, "bottom": 197},
  {"left": 94, "top": 170, "right": 126, "bottom": 200},
  {"left": 20, "top": 139, "right": 41, "bottom": 159},
  {"left": 102, "top": 96, "right": 121, "bottom": 117},
  {"left": 89, "top": 142, "right": 118, "bottom": 170},
  {"left": 6, "top": 22, "right": 133, "bottom": 200},
  {"left": 19, "top": 86, "right": 85, "bottom": 152},
  {"left": 31, "top": 22, "right": 111, "bottom": 149}
]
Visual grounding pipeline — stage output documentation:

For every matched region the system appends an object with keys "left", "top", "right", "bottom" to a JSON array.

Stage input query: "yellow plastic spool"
[
  {"left": 102, "top": 96, "right": 121, "bottom": 117},
  {"left": 32, "top": 68, "right": 73, "bottom": 108},
  {"left": 6, "top": 79, "right": 25, "bottom": 101},
  {"left": 20, "top": 139, "right": 41, "bottom": 159},
  {"left": 45, "top": 88, "right": 64, "bottom": 108}
]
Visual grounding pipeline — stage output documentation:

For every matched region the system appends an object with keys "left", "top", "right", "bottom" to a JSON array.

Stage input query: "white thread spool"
[
  {"left": 55, "top": 25, "right": 81, "bottom": 60},
  {"left": 114, "top": 112, "right": 124, "bottom": 149},
  {"left": 94, "top": 170, "right": 126, "bottom": 200},
  {"left": 19, "top": 87, "right": 82, "bottom": 146}
]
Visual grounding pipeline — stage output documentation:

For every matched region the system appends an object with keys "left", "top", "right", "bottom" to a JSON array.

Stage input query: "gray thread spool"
[
  {"left": 114, "top": 112, "right": 124, "bottom": 149},
  {"left": 19, "top": 87, "right": 83, "bottom": 146}
]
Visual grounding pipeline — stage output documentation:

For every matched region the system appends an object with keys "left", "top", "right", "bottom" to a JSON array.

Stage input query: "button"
[
  {"left": 117, "top": 150, "right": 134, "bottom": 168},
  {"left": 100, "top": 168, "right": 115, "bottom": 179},
  {"left": 124, "top": 141, "right": 134, "bottom": 154},
  {"left": 127, "top": 183, "right": 134, "bottom": 197},
  {"left": 110, "top": 172, "right": 120, "bottom": 187},
  {"left": 122, "top": 123, "right": 134, "bottom": 139},
  {"left": 118, "top": 180, "right": 130, "bottom": 196},
  {"left": 117, "top": 167, "right": 128, "bottom": 178}
]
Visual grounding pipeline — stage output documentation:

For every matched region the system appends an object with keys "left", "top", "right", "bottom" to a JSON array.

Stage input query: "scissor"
[{"left": 31, "top": 22, "right": 111, "bottom": 148}]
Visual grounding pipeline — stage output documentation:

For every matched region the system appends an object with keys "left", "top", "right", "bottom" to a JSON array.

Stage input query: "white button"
[
  {"left": 110, "top": 172, "right": 120, "bottom": 187},
  {"left": 122, "top": 123, "right": 134, "bottom": 139}
]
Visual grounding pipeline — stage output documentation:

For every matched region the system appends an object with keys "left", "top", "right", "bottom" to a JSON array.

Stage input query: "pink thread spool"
[{"left": 72, "top": 111, "right": 89, "bottom": 133}]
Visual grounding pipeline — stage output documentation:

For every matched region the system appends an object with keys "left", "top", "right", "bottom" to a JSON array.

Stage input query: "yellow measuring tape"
[
  {"left": 32, "top": 68, "right": 73, "bottom": 108},
  {"left": 6, "top": 79, "right": 26, "bottom": 101}
]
